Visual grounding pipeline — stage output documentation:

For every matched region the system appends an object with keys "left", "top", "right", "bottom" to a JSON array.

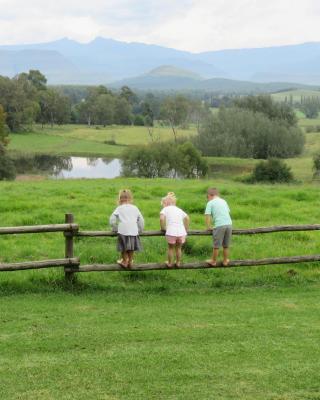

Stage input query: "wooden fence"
[{"left": 1, "top": 213, "right": 320, "bottom": 281}]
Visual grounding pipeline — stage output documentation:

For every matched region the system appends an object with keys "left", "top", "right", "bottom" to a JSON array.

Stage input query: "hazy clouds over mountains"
[{"left": 1, "top": 37, "right": 320, "bottom": 87}]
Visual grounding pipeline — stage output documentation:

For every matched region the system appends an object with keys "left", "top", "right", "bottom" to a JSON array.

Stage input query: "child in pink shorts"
[{"left": 160, "top": 192, "right": 189, "bottom": 268}]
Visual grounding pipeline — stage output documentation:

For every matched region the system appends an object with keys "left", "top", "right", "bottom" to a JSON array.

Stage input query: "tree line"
[{"left": 0, "top": 70, "right": 307, "bottom": 181}]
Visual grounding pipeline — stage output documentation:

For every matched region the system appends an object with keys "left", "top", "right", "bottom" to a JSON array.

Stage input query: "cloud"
[{"left": 0, "top": 0, "right": 319, "bottom": 51}]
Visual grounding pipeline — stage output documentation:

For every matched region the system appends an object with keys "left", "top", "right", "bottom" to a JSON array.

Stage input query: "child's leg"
[
  {"left": 175, "top": 243, "right": 182, "bottom": 266},
  {"left": 207, "top": 248, "right": 219, "bottom": 266},
  {"left": 223, "top": 247, "right": 229, "bottom": 266},
  {"left": 222, "top": 226, "right": 232, "bottom": 266},
  {"left": 118, "top": 251, "right": 128, "bottom": 267},
  {"left": 212, "top": 248, "right": 219, "bottom": 263},
  {"left": 127, "top": 250, "right": 134, "bottom": 267},
  {"left": 167, "top": 244, "right": 175, "bottom": 266}
]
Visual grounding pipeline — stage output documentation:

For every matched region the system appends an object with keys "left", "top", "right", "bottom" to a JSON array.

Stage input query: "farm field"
[
  {"left": 8, "top": 124, "right": 196, "bottom": 157},
  {"left": 7, "top": 119, "right": 320, "bottom": 181},
  {"left": 271, "top": 89, "right": 320, "bottom": 103},
  {"left": 1, "top": 178, "right": 320, "bottom": 399}
]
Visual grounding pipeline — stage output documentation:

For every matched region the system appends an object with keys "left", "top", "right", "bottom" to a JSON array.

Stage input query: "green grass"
[
  {"left": 8, "top": 124, "right": 196, "bottom": 157},
  {"left": 1, "top": 286, "right": 320, "bottom": 400},
  {"left": 6, "top": 119, "right": 320, "bottom": 182},
  {"left": 1, "top": 179, "right": 320, "bottom": 399},
  {"left": 271, "top": 89, "right": 320, "bottom": 103},
  {"left": 1, "top": 178, "right": 320, "bottom": 399}
]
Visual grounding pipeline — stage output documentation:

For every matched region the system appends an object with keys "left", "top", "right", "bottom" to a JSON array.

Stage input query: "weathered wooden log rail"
[
  {"left": 76, "top": 224, "right": 320, "bottom": 237},
  {"left": 65, "top": 255, "right": 320, "bottom": 273},
  {"left": 0, "top": 214, "right": 319, "bottom": 280}
]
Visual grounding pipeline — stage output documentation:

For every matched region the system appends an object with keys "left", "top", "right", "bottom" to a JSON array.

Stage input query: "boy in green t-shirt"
[{"left": 204, "top": 188, "right": 232, "bottom": 267}]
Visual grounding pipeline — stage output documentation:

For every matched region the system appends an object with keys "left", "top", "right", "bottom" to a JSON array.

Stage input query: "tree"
[
  {"left": 114, "top": 97, "right": 132, "bottom": 125},
  {"left": 234, "top": 95, "right": 297, "bottom": 126},
  {"left": 119, "top": 86, "right": 137, "bottom": 105},
  {"left": 38, "top": 89, "right": 71, "bottom": 127},
  {"left": 0, "top": 105, "right": 15, "bottom": 180},
  {"left": 20, "top": 70, "right": 47, "bottom": 91},
  {"left": 300, "top": 98, "right": 320, "bottom": 119},
  {"left": 195, "top": 107, "right": 304, "bottom": 159},
  {"left": 94, "top": 93, "right": 115, "bottom": 126},
  {"left": 0, "top": 104, "right": 8, "bottom": 144},
  {"left": 0, "top": 74, "right": 40, "bottom": 131},
  {"left": 160, "top": 95, "right": 190, "bottom": 142}
]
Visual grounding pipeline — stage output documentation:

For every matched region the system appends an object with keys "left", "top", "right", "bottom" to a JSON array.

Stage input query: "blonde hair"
[
  {"left": 118, "top": 189, "right": 133, "bottom": 205},
  {"left": 161, "top": 192, "right": 177, "bottom": 207}
]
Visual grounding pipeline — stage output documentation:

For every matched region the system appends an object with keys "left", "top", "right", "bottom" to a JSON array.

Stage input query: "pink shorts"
[{"left": 166, "top": 235, "right": 186, "bottom": 245}]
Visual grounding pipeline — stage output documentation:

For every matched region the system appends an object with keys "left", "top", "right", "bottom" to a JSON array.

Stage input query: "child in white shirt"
[
  {"left": 110, "top": 189, "right": 144, "bottom": 268},
  {"left": 160, "top": 192, "right": 189, "bottom": 268}
]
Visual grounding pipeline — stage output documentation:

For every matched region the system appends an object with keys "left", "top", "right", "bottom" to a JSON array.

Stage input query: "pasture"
[
  {"left": 7, "top": 118, "right": 320, "bottom": 181},
  {"left": 1, "top": 179, "right": 320, "bottom": 399},
  {"left": 271, "top": 89, "right": 320, "bottom": 103}
]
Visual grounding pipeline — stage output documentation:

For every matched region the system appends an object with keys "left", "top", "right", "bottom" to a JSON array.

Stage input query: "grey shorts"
[{"left": 213, "top": 225, "right": 232, "bottom": 248}]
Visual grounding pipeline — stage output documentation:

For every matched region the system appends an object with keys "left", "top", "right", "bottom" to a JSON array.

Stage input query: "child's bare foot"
[
  {"left": 165, "top": 261, "right": 174, "bottom": 268},
  {"left": 117, "top": 259, "right": 128, "bottom": 268},
  {"left": 206, "top": 259, "right": 217, "bottom": 267},
  {"left": 223, "top": 259, "right": 230, "bottom": 267},
  {"left": 127, "top": 261, "right": 133, "bottom": 268},
  {"left": 175, "top": 261, "right": 181, "bottom": 267}
]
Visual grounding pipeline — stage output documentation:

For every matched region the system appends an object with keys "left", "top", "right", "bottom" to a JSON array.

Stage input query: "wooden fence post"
[{"left": 64, "top": 213, "right": 76, "bottom": 282}]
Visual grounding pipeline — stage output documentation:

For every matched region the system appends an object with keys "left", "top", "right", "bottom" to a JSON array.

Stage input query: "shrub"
[
  {"left": 313, "top": 153, "right": 320, "bottom": 177},
  {"left": 121, "top": 141, "right": 207, "bottom": 178},
  {"left": 248, "top": 159, "right": 293, "bottom": 183},
  {"left": 0, "top": 144, "right": 16, "bottom": 180},
  {"left": 133, "top": 114, "right": 145, "bottom": 126}
]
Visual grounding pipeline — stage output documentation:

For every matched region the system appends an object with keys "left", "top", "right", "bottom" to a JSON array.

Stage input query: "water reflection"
[
  {"left": 14, "top": 154, "right": 72, "bottom": 176},
  {"left": 14, "top": 155, "right": 122, "bottom": 179},
  {"left": 55, "top": 157, "right": 122, "bottom": 179}
]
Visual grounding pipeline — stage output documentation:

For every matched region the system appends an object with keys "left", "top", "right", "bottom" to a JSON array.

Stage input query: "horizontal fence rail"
[
  {"left": 1, "top": 217, "right": 320, "bottom": 281},
  {"left": 76, "top": 224, "right": 320, "bottom": 237},
  {"left": 0, "top": 258, "right": 79, "bottom": 272},
  {"left": 0, "top": 223, "right": 79, "bottom": 235},
  {"left": 65, "top": 255, "right": 320, "bottom": 273}
]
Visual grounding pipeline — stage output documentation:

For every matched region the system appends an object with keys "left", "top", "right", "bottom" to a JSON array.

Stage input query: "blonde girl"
[
  {"left": 110, "top": 189, "right": 144, "bottom": 268},
  {"left": 160, "top": 192, "right": 189, "bottom": 267}
]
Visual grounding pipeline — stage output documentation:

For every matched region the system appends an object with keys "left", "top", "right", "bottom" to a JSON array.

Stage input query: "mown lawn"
[
  {"left": 0, "top": 178, "right": 320, "bottom": 399},
  {"left": 1, "top": 285, "right": 319, "bottom": 400}
]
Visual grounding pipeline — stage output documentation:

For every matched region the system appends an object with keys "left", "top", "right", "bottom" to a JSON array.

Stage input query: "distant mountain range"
[
  {"left": 1, "top": 37, "right": 320, "bottom": 90},
  {"left": 112, "top": 65, "right": 317, "bottom": 93}
]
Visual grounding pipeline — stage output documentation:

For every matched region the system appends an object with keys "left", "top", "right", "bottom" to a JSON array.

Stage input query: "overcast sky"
[{"left": 0, "top": 0, "right": 319, "bottom": 52}]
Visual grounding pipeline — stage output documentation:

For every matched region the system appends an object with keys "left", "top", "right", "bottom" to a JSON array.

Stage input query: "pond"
[{"left": 13, "top": 155, "right": 122, "bottom": 179}]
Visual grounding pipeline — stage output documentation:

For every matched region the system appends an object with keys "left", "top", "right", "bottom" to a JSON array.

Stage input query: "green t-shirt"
[{"left": 205, "top": 197, "right": 232, "bottom": 227}]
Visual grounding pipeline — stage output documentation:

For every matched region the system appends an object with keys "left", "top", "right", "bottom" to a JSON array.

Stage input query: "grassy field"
[
  {"left": 8, "top": 124, "right": 196, "bottom": 157},
  {"left": 271, "top": 89, "right": 320, "bottom": 103},
  {"left": 1, "top": 179, "right": 320, "bottom": 399},
  {"left": 6, "top": 118, "right": 320, "bottom": 181}
]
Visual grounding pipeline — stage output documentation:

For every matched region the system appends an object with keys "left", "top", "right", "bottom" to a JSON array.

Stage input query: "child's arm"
[
  {"left": 160, "top": 214, "right": 166, "bottom": 231},
  {"left": 205, "top": 215, "right": 212, "bottom": 230},
  {"left": 183, "top": 215, "right": 190, "bottom": 231},
  {"left": 109, "top": 210, "right": 118, "bottom": 232},
  {"left": 137, "top": 211, "right": 145, "bottom": 233}
]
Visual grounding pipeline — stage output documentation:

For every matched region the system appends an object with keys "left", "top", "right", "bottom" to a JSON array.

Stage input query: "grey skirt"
[{"left": 117, "top": 234, "right": 142, "bottom": 252}]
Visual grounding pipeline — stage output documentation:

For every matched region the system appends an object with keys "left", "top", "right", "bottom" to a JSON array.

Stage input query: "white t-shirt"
[
  {"left": 110, "top": 204, "right": 144, "bottom": 236},
  {"left": 160, "top": 205, "right": 188, "bottom": 237}
]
